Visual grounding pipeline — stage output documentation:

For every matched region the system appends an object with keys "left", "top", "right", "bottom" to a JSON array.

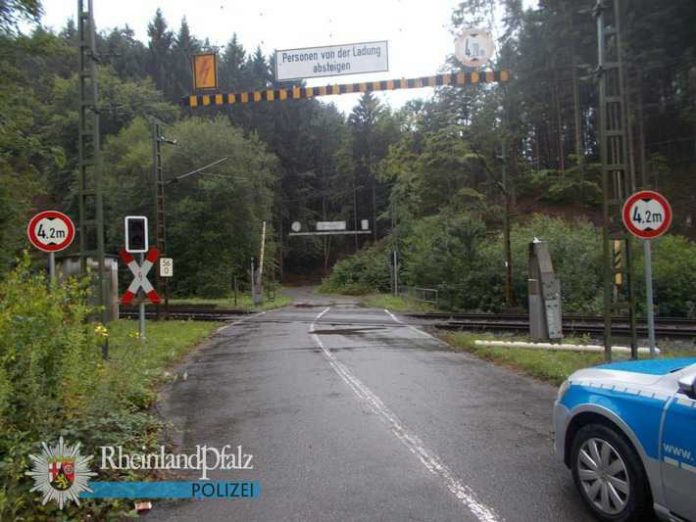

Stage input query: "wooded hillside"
[{"left": 1, "top": 0, "right": 694, "bottom": 308}]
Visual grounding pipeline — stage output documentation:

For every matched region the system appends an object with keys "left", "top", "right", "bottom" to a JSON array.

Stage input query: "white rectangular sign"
[
  {"left": 316, "top": 221, "right": 347, "bottom": 231},
  {"left": 159, "top": 257, "right": 173, "bottom": 277},
  {"left": 275, "top": 41, "right": 388, "bottom": 81}
]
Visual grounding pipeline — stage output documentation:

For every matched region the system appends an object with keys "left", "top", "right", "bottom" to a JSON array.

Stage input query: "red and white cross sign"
[{"left": 119, "top": 247, "right": 161, "bottom": 305}]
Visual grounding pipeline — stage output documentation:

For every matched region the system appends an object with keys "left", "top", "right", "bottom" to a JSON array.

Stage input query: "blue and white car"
[{"left": 554, "top": 358, "right": 696, "bottom": 522}]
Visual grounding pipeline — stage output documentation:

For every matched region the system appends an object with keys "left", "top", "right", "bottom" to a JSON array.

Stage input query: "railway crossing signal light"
[{"left": 125, "top": 216, "right": 149, "bottom": 253}]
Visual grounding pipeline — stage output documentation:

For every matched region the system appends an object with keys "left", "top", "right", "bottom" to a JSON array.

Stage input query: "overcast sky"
[{"left": 39, "top": 0, "right": 529, "bottom": 114}]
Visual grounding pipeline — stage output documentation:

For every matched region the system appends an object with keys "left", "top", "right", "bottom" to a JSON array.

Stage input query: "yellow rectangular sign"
[{"left": 192, "top": 53, "right": 218, "bottom": 90}]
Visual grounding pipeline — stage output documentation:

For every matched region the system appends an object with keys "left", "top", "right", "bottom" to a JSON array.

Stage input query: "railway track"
[
  {"left": 407, "top": 312, "right": 696, "bottom": 339},
  {"left": 119, "top": 306, "right": 250, "bottom": 322},
  {"left": 118, "top": 306, "right": 696, "bottom": 338}
]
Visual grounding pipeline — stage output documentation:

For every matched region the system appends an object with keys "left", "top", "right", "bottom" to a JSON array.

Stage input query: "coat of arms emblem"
[{"left": 26, "top": 436, "right": 96, "bottom": 509}]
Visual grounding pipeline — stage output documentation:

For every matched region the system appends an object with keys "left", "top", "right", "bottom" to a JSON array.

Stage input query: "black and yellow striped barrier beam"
[{"left": 183, "top": 70, "right": 511, "bottom": 107}]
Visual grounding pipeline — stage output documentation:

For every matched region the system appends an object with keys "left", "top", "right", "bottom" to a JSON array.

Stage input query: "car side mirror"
[{"left": 678, "top": 375, "right": 696, "bottom": 400}]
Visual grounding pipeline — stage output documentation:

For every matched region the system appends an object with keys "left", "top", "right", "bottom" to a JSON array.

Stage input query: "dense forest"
[{"left": 1, "top": 0, "right": 695, "bottom": 313}]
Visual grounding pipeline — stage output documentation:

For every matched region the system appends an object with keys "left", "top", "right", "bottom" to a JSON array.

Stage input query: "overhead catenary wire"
[{"left": 164, "top": 157, "right": 230, "bottom": 185}]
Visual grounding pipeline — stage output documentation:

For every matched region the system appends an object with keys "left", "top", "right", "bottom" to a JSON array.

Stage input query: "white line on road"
[
  {"left": 214, "top": 311, "right": 266, "bottom": 335},
  {"left": 385, "top": 308, "right": 451, "bottom": 346},
  {"left": 384, "top": 309, "right": 402, "bottom": 324},
  {"left": 315, "top": 307, "right": 331, "bottom": 321},
  {"left": 310, "top": 308, "right": 501, "bottom": 522}
]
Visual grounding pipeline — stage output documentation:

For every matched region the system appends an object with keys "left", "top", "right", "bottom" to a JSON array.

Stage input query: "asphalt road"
[{"left": 149, "top": 295, "right": 591, "bottom": 521}]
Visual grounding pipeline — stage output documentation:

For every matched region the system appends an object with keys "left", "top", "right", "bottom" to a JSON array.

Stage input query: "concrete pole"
[
  {"left": 254, "top": 222, "right": 266, "bottom": 306},
  {"left": 501, "top": 143, "right": 513, "bottom": 308},
  {"left": 353, "top": 182, "right": 359, "bottom": 252},
  {"left": 250, "top": 258, "right": 255, "bottom": 304},
  {"left": 391, "top": 196, "right": 399, "bottom": 296}
]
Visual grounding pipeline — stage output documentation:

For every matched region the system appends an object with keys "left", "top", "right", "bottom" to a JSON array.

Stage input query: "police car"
[{"left": 554, "top": 358, "right": 696, "bottom": 522}]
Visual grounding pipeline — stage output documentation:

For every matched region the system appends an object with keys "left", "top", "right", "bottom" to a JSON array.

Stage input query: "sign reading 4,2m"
[
  {"left": 622, "top": 190, "right": 672, "bottom": 239},
  {"left": 27, "top": 210, "right": 76, "bottom": 252}
]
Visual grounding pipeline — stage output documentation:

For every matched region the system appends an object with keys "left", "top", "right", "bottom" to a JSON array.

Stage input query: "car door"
[{"left": 660, "top": 374, "right": 696, "bottom": 521}]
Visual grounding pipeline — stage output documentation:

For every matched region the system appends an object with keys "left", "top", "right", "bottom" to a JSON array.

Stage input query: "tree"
[
  {"left": 102, "top": 26, "right": 148, "bottom": 80},
  {"left": 146, "top": 8, "right": 173, "bottom": 97},
  {"left": 170, "top": 17, "right": 199, "bottom": 99},
  {"left": 247, "top": 46, "right": 271, "bottom": 89},
  {"left": 41, "top": 65, "right": 177, "bottom": 201},
  {"left": 0, "top": 28, "right": 71, "bottom": 271},
  {"left": 0, "top": 0, "right": 41, "bottom": 32},
  {"left": 101, "top": 116, "right": 279, "bottom": 296},
  {"left": 218, "top": 33, "right": 246, "bottom": 90},
  {"left": 346, "top": 92, "right": 401, "bottom": 241}
]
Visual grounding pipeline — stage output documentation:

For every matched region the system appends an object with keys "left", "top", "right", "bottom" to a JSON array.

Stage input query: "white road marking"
[
  {"left": 384, "top": 308, "right": 451, "bottom": 346},
  {"left": 311, "top": 307, "right": 501, "bottom": 522},
  {"left": 384, "top": 309, "right": 402, "bottom": 324},
  {"left": 315, "top": 307, "right": 331, "bottom": 321},
  {"left": 214, "top": 311, "right": 266, "bottom": 334}
]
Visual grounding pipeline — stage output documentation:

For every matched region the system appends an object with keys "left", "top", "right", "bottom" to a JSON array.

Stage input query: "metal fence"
[{"left": 398, "top": 285, "right": 439, "bottom": 305}]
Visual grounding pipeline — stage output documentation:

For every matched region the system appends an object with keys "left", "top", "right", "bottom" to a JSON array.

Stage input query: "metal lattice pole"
[
  {"left": 152, "top": 120, "right": 168, "bottom": 319},
  {"left": 78, "top": 0, "right": 108, "bottom": 356},
  {"left": 594, "top": 0, "right": 638, "bottom": 361}
]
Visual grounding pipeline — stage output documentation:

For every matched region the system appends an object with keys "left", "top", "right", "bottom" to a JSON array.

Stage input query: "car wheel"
[{"left": 570, "top": 424, "right": 652, "bottom": 522}]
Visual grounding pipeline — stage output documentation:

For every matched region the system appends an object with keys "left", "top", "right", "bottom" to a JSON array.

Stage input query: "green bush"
[
  {"left": 0, "top": 255, "right": 105, "bottom": 519},
  {"left": 0, "top": 257, "right": 219, "bottom": 519},
  {"left": 324, "top": 211, "right": 696, "bottom": 317},
  {"left": 0, "top": 255, "right": 102, "bottom": 432},
  {"left": 320, "top": 241, "right": 391, "bottom": 294},
  {"left": 636, "top": 235, "right": 696, "bottom": 317},
  {"left": 400, "top": 213, "right": 604, "bottom": 312},
  {"left": 324, "top": 214, "right": 605, "bottom": 313},
  {"left": 506, "top": 215, "right": 604, "bottom": 314},
  {"left": 522, "top": 166, "right": 602, "bottom": 207},
  {"left": 400, "top": 211, "right": 491, "bottom": 310}
]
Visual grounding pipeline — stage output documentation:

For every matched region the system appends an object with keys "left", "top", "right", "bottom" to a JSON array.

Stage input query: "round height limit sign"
[
  {"left": 622, "top": 190, "right": 672, "bottom": 239},
  {"left": 27, "top": 210, "right": 75, "bottom": 252}
]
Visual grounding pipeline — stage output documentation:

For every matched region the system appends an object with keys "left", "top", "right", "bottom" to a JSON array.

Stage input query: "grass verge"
[
  {"left": 440, "top": 332, "right": 696, "bottom": 386},
  {"left": 105, "top": 319, "right": 223, "bottom": 399},
  {"left": 360, "top": 293, "right": 436, "bottom": 313},
  {"left": 316, "top": 281, "right": 370, "bottom": 295},
  {"left": 169, "top": 292, "right": 292, "bottom": 311}
]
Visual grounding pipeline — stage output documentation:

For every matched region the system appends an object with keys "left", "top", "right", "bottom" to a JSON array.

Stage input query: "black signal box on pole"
[{"left": 125, "top": 216, "right": 149, "bottom": 253}]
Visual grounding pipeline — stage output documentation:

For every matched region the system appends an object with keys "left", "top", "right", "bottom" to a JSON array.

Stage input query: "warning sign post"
[
  {"left": 120, "top": 247, "right": 161, "bottom": 341},
  {"left": 27, "top": 210, "right": 76, "bottom": 281},
  {"left": 622, "top": 190, "right": 673, "bottom": 358},
  {"left": 622, "top": 190, "right": 672, "bottom": 240}
]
